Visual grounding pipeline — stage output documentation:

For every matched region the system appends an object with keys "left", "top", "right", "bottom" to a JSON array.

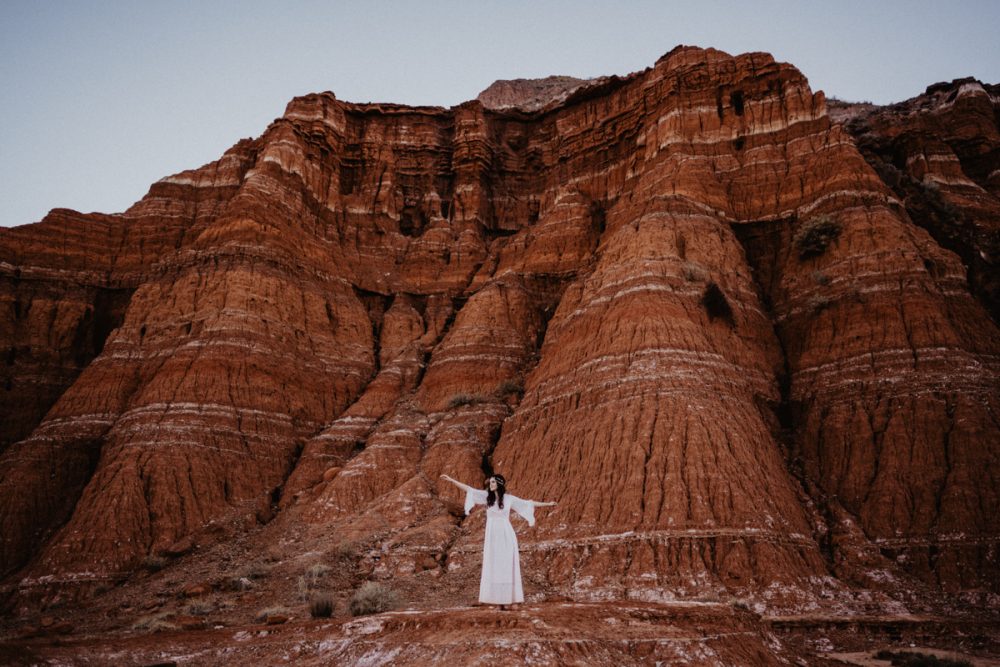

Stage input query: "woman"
[{"left": 440, "top": 473, "right": 556, "bottom": 610}]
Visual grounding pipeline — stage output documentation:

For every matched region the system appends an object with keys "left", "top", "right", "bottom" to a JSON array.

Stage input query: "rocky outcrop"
[
  {"left": 477, "top": 75, "right": 597, "bottom": 112},
  {"left": 1, "top": 46, "right": 997, "bottom": 654},
  {"left": 836, "top": 78, "right": 1000, "bottom": 324}
]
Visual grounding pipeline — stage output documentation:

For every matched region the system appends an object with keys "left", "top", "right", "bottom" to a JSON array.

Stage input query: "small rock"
[
  {"left": 183, "top": 582, "right": 211, "bottom": 597},
  {"left": 162, "top": 536, "right": 194, "bottom": 557},
  {"left": 51, "top": 620, "right": 73, "bottom": 634},
  {"left": 175, "top": 614, "right": 207, "bottom": 631},
  {"left": 265, "top": 613, "right": 290, "bottom": 625}
]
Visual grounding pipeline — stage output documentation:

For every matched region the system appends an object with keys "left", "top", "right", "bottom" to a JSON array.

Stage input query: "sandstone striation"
[
  {"left": 835, "top": 78, "right": 1000, "bottom": 324},
  {"left": 1, "top": 45, "right": 998, "bottom": 662}
]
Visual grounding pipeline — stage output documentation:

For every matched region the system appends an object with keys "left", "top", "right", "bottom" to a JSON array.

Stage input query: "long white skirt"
[{"left": 479, "top": 515, "right": 524, "bottom": 604}]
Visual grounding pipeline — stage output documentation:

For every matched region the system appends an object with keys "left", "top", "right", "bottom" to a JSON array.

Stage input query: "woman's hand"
[{"left": 440, "top": 474, "right": 463, "bottom": 488}]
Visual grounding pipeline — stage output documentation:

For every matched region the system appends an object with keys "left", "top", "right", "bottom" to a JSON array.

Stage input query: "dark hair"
[{"left": 486, "top": 474, "right": 506, "bottom": 509}]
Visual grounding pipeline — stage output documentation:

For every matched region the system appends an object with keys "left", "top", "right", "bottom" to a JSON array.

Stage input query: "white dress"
[{"left": 464, "top": 487, "right": 536, "bottom": 604}]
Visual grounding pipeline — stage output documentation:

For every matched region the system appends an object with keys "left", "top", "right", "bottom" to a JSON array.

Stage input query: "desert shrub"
[
  {"left": 447, "top": 393, "right": 489, "bottom": 409},
  {"left": 297, "top": 562, "right": 331, "bottom": 601},
  {"left": 306, "top": 562, "right": 331, "bottom": 579},
  {"left": 131, "top": 611, "right": 177, "bottom": 632},
  {"left": 874, "top": 650, "right": 971, "bottom": 667},
  {"left": 335, "top": 540, "right": 358, "bottom": 560},
  {"left": 922, "top": 183, "right": 962, "bottom": 225},
  {"left": 310, "top": 595, "right": 335, "bottom": 618},
  {"left": 700, "top": 282, "right": 734, "bottom": 324},
  {"left": 239, "top": 560, "right": 272, "bottom": 579},
  {"left": 185, "top": 600, "right": 213, "bottom": 616},
  {"left": 873, "top": 160, "right": 902, "bottom": 188},
  {"left": 349, "top": 581, "right": 400, "bottom": 616},
  {"left": 495, "top": 379, "right": 524, "bottom": 397},
  {"left": 793, "top": 214, "right": 841, "bottom": 259}
]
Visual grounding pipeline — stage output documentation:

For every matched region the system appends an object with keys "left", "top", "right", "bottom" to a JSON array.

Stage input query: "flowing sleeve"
[
  {"left": 509, "top": 495, "right": 536, "bottom": 527},
  {"left": 464, "top": 487, "right": 488, "bottom": 515}
]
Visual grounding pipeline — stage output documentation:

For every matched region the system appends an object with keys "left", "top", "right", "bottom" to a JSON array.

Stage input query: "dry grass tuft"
[
  {"left": 310, "top": 595, "right": 336, "bottom": 618},
  {"left": 793, "top": 214, "right": 841, "bottom": 259},
  {"left": 349, "top": 581, "right": 400, "bottom": 616}
]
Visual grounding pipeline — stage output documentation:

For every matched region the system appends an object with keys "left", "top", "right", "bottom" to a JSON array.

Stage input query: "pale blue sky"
[{"left": 2, "top": 1, "right": 997, "bottom": 227}]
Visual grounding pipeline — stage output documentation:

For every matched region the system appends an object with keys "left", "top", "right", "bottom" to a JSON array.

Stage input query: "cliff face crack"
[
  {"left": 898, "top": 298, "right": 919, "bottom": 369},
  {"left": 930, "top": 397, "right": 956, "bottom": 537},
  {"left": 352, "top": 285, "right": 392, "bottom": 379},
  {"left": 480, "top": 420, "right": 505, "bottom": 481},
  {"left": 639, "top": 400, "right": 658, "bottom": 528},
  {"left": 860, "top": 399, "right": 886, "bottom": 510}
]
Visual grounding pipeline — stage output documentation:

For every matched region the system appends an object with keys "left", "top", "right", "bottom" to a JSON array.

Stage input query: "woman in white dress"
[{"left": 440, "top": 473, "right": 556, "bottom": 610}]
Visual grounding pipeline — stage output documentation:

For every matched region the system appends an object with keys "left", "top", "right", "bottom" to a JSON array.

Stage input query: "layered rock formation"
[
  {"left": 834, "top": 78, "right": 1000, "bottom": 324},
  {"left": 1, "top": 46, "right": 998, "bottom": 658}
]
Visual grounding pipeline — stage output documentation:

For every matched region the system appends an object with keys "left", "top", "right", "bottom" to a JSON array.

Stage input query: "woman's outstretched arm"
[
  {"left": 531, "top": 500, "right": 557, "bottom": 507},
  {"left": 440, "top": 474, "right": 475, "bottom": 492},
  {"left": 443, "top": 474, "right": 489, "bottom": 515}
]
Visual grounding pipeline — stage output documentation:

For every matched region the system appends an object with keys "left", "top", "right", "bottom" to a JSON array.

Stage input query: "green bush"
[
  {"left": 794, "top": 214, "right": 841, "bottom": 259},
  {"left": 349, "top": 581, "right": 400, "bottom": 616}
]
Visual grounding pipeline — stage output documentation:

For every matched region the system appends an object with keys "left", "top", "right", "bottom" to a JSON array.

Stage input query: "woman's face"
[{"left": 488, "top": 477, "right": 497, "bottom": 490}]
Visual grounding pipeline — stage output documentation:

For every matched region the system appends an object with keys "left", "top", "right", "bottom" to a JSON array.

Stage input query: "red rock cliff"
[{"left": 1, "top": 47, "right": 998, "bottom": 632}]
